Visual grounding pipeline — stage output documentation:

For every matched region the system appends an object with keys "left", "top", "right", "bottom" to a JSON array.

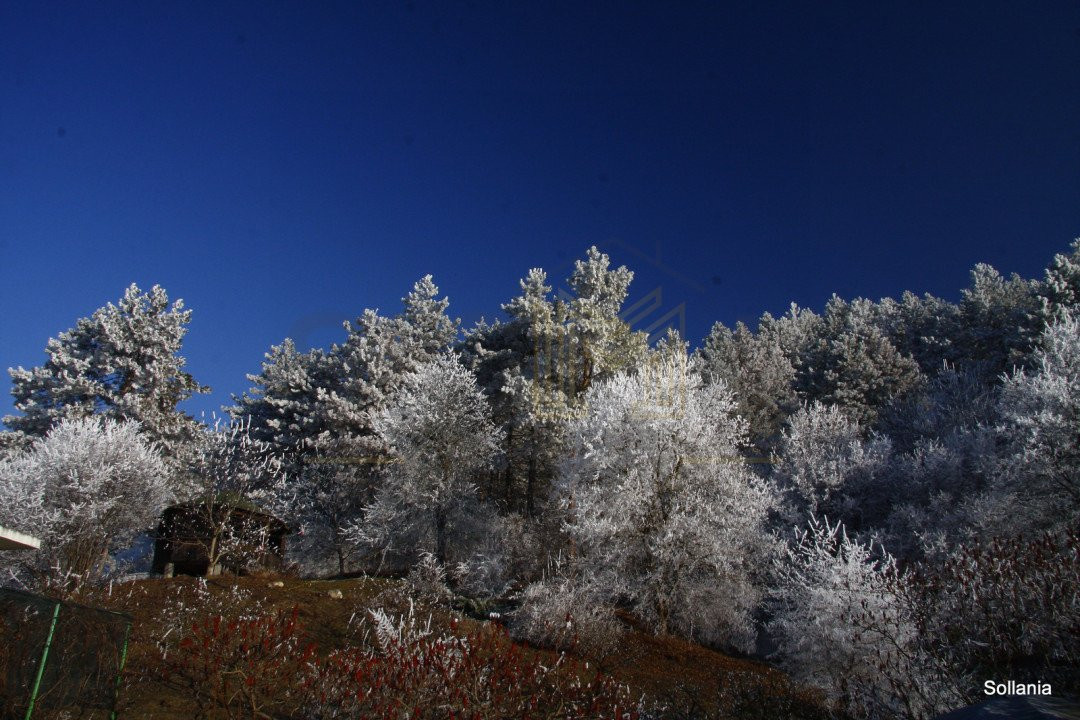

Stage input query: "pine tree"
[
  {"left": 5, "top": 284, "right": 208, "bottom": 461},
  {"left": 233, "top": 277, "right": 460, "bottom": 571},
  {"left": 796, "top": 296, "right": 923, "bottom": 426},
  {"left": 234, "top": 275, "right": 459, "bottom": 460},
  {"left": 874, "top": 291, "right": 963, "bottom": 376},
  {"left": 490, "top": 249, "right": 648, "bottom": 516},
  {"left": 1037, "top": 238, "right": 1080, "bottom": 325},
  {"left": 955, "top": 263, "right": 1041, "bottom": 380},
  {"left": 697, "top": 320, "right": 797, "bottom": 453},
  {"left": 230, "top": 339, "right": 334, "bottom": 452}
]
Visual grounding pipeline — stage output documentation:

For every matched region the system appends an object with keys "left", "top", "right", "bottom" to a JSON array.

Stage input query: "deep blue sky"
[{"left": 2, "top": 2, "right": 1078, "bottom": 421}]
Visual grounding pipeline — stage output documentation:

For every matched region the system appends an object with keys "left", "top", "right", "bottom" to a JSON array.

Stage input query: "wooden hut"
[{"left": 151, "top": 498, "right": 289, "bottom": 577}]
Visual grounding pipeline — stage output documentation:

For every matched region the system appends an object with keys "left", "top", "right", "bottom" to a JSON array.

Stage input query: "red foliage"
[{"left": 159, "top": 606, "right": 638, "bottom": 720}]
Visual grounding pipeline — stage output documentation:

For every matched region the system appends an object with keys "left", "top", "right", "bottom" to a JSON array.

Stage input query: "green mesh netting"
[{"left": 0, "top": 588, "right": 131, "bottom": 720}]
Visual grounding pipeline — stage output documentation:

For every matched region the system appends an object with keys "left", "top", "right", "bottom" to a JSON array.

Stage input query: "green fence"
[{"left": 0, "top": 588, "right": 131, "bottom": 720}]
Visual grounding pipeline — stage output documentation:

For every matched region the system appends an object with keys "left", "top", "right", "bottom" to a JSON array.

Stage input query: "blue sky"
[{"left": 2, "top": 2, "right": 1078, "bottom": 421}]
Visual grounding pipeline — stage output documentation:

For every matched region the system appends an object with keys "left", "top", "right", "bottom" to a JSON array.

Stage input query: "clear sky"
[{"left": 2, "top": 2, "right": 1078, "bottom": 421}]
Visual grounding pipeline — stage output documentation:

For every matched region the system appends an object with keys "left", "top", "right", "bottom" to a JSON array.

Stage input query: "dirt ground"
[{"left": 56, "top": 574, "right": 831, "bottom": 719}]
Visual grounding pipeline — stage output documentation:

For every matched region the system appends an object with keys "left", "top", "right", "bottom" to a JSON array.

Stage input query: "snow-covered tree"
[
  {"left": 0, "top": 418, "right": 171, "bottom": 589},
  {"left": 457, "top": 316, "right": 532, "bottom": 509},
  {"left": 459, "top": 249, "right": 649, "bottom": 519},
  {"left": 773, "top": 401, "right": 893, "bottom": 530},
  {"left": 796, "top": 296, "right": 923, "bottom": 426},
  {"left": 232, "top": 277, "right": 460, "bottom": 572},
  {"left": 360, "top": 353, "right": 503, "bottom": 567},
  {"left": 234, "top": 276, "right": 459, "bottom": 462},
  {"left": 5, "top": 284, "right": 208, "bottom": 461},
  {"left": 955, "top": 263, "right": 1041, "bottom": 381},
  {"left": 559, "top": 352, "right": 776, "bottom": 650},
  {"left": 876, "top": 364, "right": 999, "bottom": 454},
  {"left": 503, "top": 250, "right": 648, "bottom": 420},
  {"left": 874, "top": 291, "right": 963, "bottom": 376},
  {"left": 288, "top": 435, "right": 382, "bottom": 576},
  {"left": 756, "top": 302, "right": 824, "bottom": 372},
  {"left": 696, "top": 320, "right": 797, "bottom": 453},
  {"left": 1037, "top": 238, "right": 1080, "bottom": 324},
  {"left": 992, "top": 312, "right": 1080, "bottom": 533},
  {"left": 230, "top": 340, "right": 334, "bottom": 455},
  {"left": 768, "top": 517, "right": 956, "bottom": 720},
  {"left": 0, "top": 431, "right": 31, "bottom": 461}
]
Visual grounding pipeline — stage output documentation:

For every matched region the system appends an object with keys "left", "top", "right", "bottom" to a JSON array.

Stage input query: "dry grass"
[{"left": 61, "top": 575, "right": 832, "bottom": 719}]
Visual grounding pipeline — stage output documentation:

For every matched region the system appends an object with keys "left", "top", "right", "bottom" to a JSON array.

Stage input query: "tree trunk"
[
  {"left": 526, "top": 429, "right": 538, "bottom": 518},
  {"left": 434, "top": 508, "right": 448, "bottom": 566}
]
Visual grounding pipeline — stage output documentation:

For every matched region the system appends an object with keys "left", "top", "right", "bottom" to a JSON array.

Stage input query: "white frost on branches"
[
  {"left": 0, "top": 417, "right": 171, "bottom": 588},
  {"left": 5, "top": 284, "right": 207, "bottom": 461},
  {"left": 559, "top": 352, "right": 776, "bottom": 650},
  {"left": 768, "top": 516, "right": 954, "bottom": 720},
  {"left": 993, "top": 312, "right": 1080, "bottom": 533},
  {"left": 359, "top": 353, "right": 503, "bottom": 566}
]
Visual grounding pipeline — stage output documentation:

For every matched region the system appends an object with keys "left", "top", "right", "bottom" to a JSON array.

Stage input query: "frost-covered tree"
[
  {"left": 232, "top": 278, "right": 460, "bottom": 572},
  {"left": 334, "top": 275, "right": 460, "bottom": 412},
  {"left": 0, "top": 431, "right": 31, "bottom": 461},
  {"left": 696, "top": 320, "right": 797, "bottom": 453},
  {"left": 233, "top": 276, "right": 459, "bottom": 462},
  {"left": 463, "top": 249, "right": 649, "bottom": 518},
  {"left": 457, "top": 317, "right": 531, "bottom": 508},
  {"left": 0, "top": 418, "right": 171, "bottom": 589},
  {"left": 773, "top": 401, "right": 893, "bottom": 531},
  {"left": 876, "top": 365, "right": 999, "bottom": 455},
  {"left": 769, "top": 517, "right": 957, "bottom": 720},
  {"left": 874, "top": 291, "right": 963, "bottom": 376},
  {"left": 796, "top": 296, "right": 923, "bottom": 426},
  {"left": 361, "top": 353, "right": 502, "bottom": 567},
  {"left": 992, "top": 312, "right": 1080, "bottom": 533},
  {"left": 230, "top": 339, "right": 334, "bottom": 454},
  {"left": 955, "top": 263, "right": 1041, "bottom": 380},
  {"left": 756, "top": 303, "right": 824, "bottom": 372},
  {"left": 504, "top": 249, "right": 648, "bottom": 418},
  {"left": 1037, "top": 238, "right": 1080, "bottom": 325},
  {"left": 288, "top": 435, "right": 382, "bottom": 576},
  {"left": 5, "top": 284, "right": 208, "bottom": 461},
  {"left": 559, "top": 352, "right": 776, "bottom": 650}
]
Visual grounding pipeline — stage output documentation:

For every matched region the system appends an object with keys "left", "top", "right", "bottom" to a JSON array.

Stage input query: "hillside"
[{"left": 62, "top": 573, "right": 831, "bottom": 720}]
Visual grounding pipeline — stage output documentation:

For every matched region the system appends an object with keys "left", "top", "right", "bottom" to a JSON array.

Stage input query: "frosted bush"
[
  {"left": 406, "top": 551, "right": 452, "bottom": 605},
  {"left": 512, "top": 572, "right": 623, "bottom": 658},
  {"left": 0, "top": 417, "right": 171, "bottom": 590}
]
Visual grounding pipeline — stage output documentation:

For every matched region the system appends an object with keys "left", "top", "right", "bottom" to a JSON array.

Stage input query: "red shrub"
[{"left": 160, "top": 605, "right": 638, "bottom": 720}]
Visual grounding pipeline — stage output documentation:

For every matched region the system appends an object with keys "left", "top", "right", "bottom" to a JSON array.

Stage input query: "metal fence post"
[
  {"left": 108, "top": 620, "right": 133, "bottom": 720},
  {"left": 23, "top": 601, "right": 60, "bottom": 720}
]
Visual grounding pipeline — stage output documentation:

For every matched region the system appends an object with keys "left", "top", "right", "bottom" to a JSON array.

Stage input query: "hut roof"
[
  {"left": 0, "top": 525, "right": 41, "bottom": 550},
  {"left": 163, "top": 495, "right": 290, "bottom": 531}
]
